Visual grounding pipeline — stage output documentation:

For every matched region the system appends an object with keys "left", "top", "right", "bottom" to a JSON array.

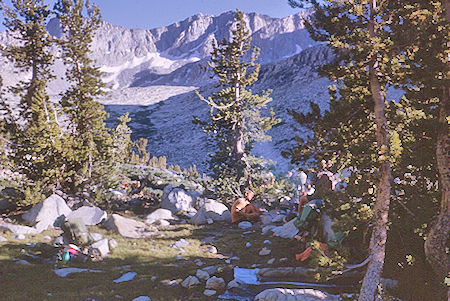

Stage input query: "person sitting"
[
  {"left": 298, "top": 168, "right": 335, "bottom": 212},
  {"left": 231, "top": 190, "right": 261, "bottom": 223}
]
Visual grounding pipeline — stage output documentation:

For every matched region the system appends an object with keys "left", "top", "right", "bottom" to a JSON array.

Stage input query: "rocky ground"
[{"left": 0, "top": 165, "right": 399, "bottom": 300}]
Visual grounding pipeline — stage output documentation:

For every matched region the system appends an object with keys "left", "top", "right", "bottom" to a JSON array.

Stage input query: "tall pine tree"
[
  {"left": 54, "top": 0, "right": 114, "bottom": 195},
  {"left": 287, "top": 1, "right": 402, "bottom": 299},
  {"left": 195, "top": 10, "right": 279, "bottom": 200},
  {"left": 2, "top": 0, "right": 64, "bottom": 193}
]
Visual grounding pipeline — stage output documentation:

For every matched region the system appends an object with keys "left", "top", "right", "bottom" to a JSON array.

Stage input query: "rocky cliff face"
[{"left": 0, "top": 10, "right": 333, "bottom": 172}]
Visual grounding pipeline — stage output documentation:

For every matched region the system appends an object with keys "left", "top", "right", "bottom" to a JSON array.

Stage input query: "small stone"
[
  {"left": 206, "top": 245, "right": 217, "bottom": 254},
  {"left": 196, "top": 269, "right": 209, "bottom": 280},
  {"left": 227, "top": 279, "right": 240, "bottom": 289},
  {"left": 151, "top": 276, "right": 158, "bottom": 281},
  {"left": 194, "top": 259, "right": 205, "bottom": 266},
  {"left": 231, "top": 256, "right": 240, "bottom": 260},
  {"left": 238, "top": 221, "right": 252, "bottom": 229},
  {"left": 0, "top": 236, "right": 8, "bottom": 242},
  {"left": 14, "top": 234, "right": 25, "bottom": 240},
  {"left": 202, "top": 266, "right": 218, "bottom": 275},
  {"left": 170, "top": 238, "right": 190, "bottom": 249},
  {"left": 161, "top": 279, "right": 179, "bottom": 287},
  {"left": 261, "top": 225, "right": 276, "bottom": 235},
  {"left": 245, "top": 242, "right": 252, "bottom": 248},
  {"left": 91, "top": 238, "right": 109, "bottom": 257},
  {"left": 132, "top": 297, "right": 151, "bottom": 301},
  {"left": 225, "top": 259, "right": 231, "bottom": 264},
  {"left": 259, "top": 247, "right": 271, "bottom": 256},
  {"left": 175, "top": 254, "right": 183, "bottom": 260},
  {"left": 272, "top": 215, "right": 286, "bottom": 223},
  {"left": 279, "top": 257, "right": 288, "bottom": 262},
  {"left": 260, "top": 215, "right": 273, "bottom": 225},
  {"left": 109, "top": 239, "right": 119, "bottom": 249},
  {"left": 206, "top": 218, "right": 214, "bottom": 224},
  {"left": 263, "top": 240, "right": 272, "bottom": 245},
  {"left": 205, "top": 276, "right": 225, "bottom": 290},
  {"left": 90, "top": 233, "right": 103, "bottom": 242},
  {"left": 42, "top": 235, "right": 52, "bottom": 242},
  {"left": 203, "top": 289, "right": 216, "bottom": 297},
  {"left": 181, "top": 276, "right": 200, "bottom": 288},
  {"left": 267, "top": 258, "right": 276, "bottom": 264}
]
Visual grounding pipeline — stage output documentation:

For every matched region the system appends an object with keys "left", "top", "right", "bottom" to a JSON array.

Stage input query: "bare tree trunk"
[
  {"left": 358, "top": 1, "right": 392, "bottom": 300},
  {"left": 424, "top": 0, "right": 450, "bottom": 288}
]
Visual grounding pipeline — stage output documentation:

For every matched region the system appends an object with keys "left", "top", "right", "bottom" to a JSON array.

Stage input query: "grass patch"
[{"left": 0, "top": 222, "right": 299, "bottom": 300}]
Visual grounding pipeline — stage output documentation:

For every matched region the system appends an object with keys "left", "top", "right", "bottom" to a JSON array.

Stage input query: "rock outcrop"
[{"left": 22, "top": 194, "right": 72, "bottom": 233}]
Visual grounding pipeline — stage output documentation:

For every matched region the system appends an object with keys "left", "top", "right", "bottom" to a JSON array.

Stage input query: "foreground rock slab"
[
  {"left": 114, "top": 272, "right": 137, "bottom": 283},
  {"left": 22, "top": 194, "right": 72, "bottom": 232},
  {"left": 54, "top": 268, "right": 103, "bottom": 277},
  {"left": 104, "top": 214, "right": 156, "bottom": 239},
  {"left": 255, "top": 288, "right": 339, "bottom": 301}
]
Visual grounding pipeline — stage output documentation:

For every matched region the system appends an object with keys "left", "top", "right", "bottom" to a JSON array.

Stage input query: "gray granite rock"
[
  {"left": 198, "top": 199, "right": 231, "bottom": 222},
  {"left": 205, "top": 276, "right": 225, "bottom": 290},
  {"left": 0, "top": 223, "right": 38, "bottom": 235},
  {"left": 238, "top": 221, "right": 252, "bottom": 230},
  {"left": 104, "top": 214, "right": 156, "bottom": 239},
  {"left": 181, "top": 275, "right": 200, "bottom": 288},
  {"left": 203, "top": 289, "right": 216, "bottom": 297},
  {"left": 196, "top": 269, "right": 209, "bottom": 280},
  {"left": 22, "top": 194, "right": 72, "bottom": 232},
  {"left": 161, "top": 185, "right": 198, "bottom": 215},
  {"left": 91, "top": 238, "right": 110, "bottom": 257},
  {"left": 255, "top": 288, "right": 339, "bottom": 301},
  {"left": 145, "top": 208, "right": 177, "bottom": 224},
  {"left": 66, "top": 206, "right": 107, "bottom": 226}
]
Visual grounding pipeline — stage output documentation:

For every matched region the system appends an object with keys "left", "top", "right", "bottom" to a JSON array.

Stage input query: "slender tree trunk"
[
  {"left": 424, "top": 0, "right": 450, "bottom": 289},
  {"left": 232, "top": 69, "right": 246, "bottom": 176},
  {"left": 358, "top": 1, "right": 392, "bottom": 300}
]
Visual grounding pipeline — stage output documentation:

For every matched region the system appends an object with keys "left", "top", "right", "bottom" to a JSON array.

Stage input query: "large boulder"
[
  {"left": 255, "top": 288, "right": 339, "bottom": 301},
  {"left": 66, "top": 206, "right": 107, "bottom": 226},
  {"left": 198, "top": 199, "right": 231, "bottom": 222},
  {"left": 145, "top": 208, "right": 177, "bottom": 225},
  {"left": 22, "top": 194, "right": 72, "bottom": 232},
  {"left": 160, "top": 185, "right": 198, "bottom": 215},
  {"left": 104, "top": 214, "right": 156, "bottom": 239}
]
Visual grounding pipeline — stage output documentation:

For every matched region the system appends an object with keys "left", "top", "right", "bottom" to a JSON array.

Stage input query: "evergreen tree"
[
  {"left": 2, "top": 0, "right": 64, "bottom": 193},
  {"left": 288, "top": 0, "right": 447, "bottom": 298},
  {"left": 54, "top": 0, "right": 114, "bottom": 194},
  {"left": 288, "top": 1, "right": 401, "bottom": 299},
  {"left": 195, "top": 10, "right": 279, "bottom": 200},
  {"left": 112, "top": 113, "right": 133, "bottom": 164},
  {"left": 389, "top": 0, "right": 449, "bottom": 288}
]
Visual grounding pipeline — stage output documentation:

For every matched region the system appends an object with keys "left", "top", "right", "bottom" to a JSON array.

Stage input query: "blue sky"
[{"left": 0, "top": 0, "right": 299, "bottom": 31}]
